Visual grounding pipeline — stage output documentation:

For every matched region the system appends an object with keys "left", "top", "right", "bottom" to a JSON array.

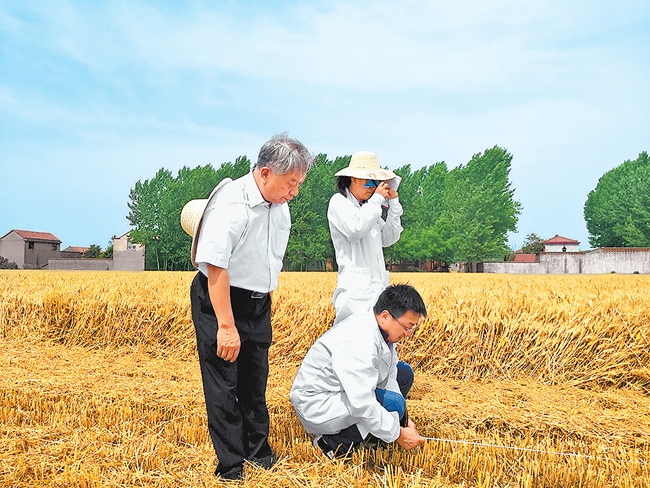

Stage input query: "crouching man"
[{"left": 290, "top": 284, "right": 427, "bottom": 458}]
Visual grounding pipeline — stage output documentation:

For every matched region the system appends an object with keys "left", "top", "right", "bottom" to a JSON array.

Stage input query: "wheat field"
[{"left": 1, "top": 270, "right": 649, "bottom": 487}]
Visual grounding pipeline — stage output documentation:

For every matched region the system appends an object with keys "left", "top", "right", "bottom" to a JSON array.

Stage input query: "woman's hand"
[{"left": 375, "top": 182, "right": 398, "bottom": 200}]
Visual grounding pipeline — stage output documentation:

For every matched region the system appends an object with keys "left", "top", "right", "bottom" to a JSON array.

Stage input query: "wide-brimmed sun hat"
[
  {"left": 334, "top": 150, "right": 396, "bottom": 180},
  {"left": 181, "top": 178, "right": 232, "bottom": 267}
]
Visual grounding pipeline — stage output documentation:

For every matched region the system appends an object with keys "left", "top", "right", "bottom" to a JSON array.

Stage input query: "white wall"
[
  {"left": 483, "top": 262, "right": 542, "bottom": 274},
  {"left": 48, "top": 259, "right": 113, "bottom": 270},
  {"left": 481, "top": 250, "right": 650, "bottom": 274},
  {"left": 544, "top": 244, "right": 581, "bottom": 253}
]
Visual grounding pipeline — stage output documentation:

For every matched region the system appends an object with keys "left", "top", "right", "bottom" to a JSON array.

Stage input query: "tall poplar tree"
[
  {"left": 584, "top": 151, "right": 650, "bottom": 248},
  {"left": 127, "top": 157, "right": 251, "bottom": 270}
]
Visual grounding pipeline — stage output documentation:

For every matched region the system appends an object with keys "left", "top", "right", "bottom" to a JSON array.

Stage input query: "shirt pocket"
[
  {"left": 270, "top": 205, "right": 291, "bottom": 259},
  {"left": 271, "top": 227, "right": 290, "bottom": 262}
]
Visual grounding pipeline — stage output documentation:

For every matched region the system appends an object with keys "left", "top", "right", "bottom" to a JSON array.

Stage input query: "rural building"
[
  {"left": 48, "top": 258, "right": 114, "bottom": 270},
  {"left": 388, "top": 259, "right": 447, "bottom": 272},
  {"left": 454, "top": 234, "right": 650, "bottom": 274},
  {"left": 542, "top": 235, "right": 580, "bottom": 253},
  {"left": 0, "top": 229, "right": 62, "bottom": 269},
  {"left": 112, "top": 232, "right": 145, "bottom": 271},
  {"left": 512, "top": 254, "right": 537, "bottom": 263},
  {"left": 1, "top": 228, "right": 145, "bottom": 271},
  {"left": 61, "top": 246, "right": 89, "bottom": 259},
  {"left": 48, "top": 232, "right": 144, "bottom": 271}
]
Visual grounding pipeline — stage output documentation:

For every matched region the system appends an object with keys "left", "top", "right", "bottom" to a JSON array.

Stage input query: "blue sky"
[{"left": 1, "top": 1, "right": 648, "bottom": 252}]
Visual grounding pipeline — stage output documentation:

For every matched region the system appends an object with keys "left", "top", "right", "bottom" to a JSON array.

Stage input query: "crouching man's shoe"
[
  {"left": 313, "top": 435, "right": 336, "bottom": 459},
  {"left": 361, "top": 434, "right": 389, "bottom": 449},
  {"left": 312, "top": 435, "right": 357, "bottom": 460}
]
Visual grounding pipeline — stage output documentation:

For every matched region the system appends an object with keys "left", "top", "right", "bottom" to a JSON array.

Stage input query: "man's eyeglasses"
[
  {"left": 364, "top": 179, "right": 380, "bottom": 188},
  {"left": 390, "top": 313, "right": 418, "bottom": 334}
]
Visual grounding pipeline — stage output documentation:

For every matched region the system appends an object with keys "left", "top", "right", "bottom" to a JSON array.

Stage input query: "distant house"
[
  {"left": 48, "top": 232, "right": 145, "bottom": 271},
  {"left": 543, "top": 235, "right": 580, "bottom": 253},
  {"left": 112, "top": 232, "right": 145, "bottom": 271},
  {"left": 513, "top": 253, "right": 537, "bottom": 263},
  {"left": 61, "top": 246, "right": 89, "bottom": 259},
  {"left": 1, "top": 227, "right": 146, "bottom": 271},
  {"left": 0, "top": 229, "right": 61, "bottom": 269}
]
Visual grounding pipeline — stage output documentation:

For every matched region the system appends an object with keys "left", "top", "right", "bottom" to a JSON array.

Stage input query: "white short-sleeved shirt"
[{"left": 194, "top": 172, "right": 291, "bottom": 293}]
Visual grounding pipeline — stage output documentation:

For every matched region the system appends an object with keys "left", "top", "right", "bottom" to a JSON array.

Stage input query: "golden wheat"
[{"left": 1, "top": 270, "right": 649, "bottom": 487}]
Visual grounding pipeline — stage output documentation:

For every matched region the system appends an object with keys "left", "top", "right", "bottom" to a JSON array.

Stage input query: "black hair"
[
  {"left": 373, "top": 284, "right": 427, "bottom": 318},
  {"left": 335, "top": 175, "right": 352, "bottom": 196}
]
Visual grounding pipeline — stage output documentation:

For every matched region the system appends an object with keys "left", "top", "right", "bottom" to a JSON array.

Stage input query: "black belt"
[{"left": 231, "top": 286, "right": 269, "bottom": 300}]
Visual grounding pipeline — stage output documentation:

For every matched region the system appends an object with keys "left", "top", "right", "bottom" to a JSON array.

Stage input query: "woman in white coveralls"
[{"left": 327, "top": 150, "right": 413, "bottom": 397}]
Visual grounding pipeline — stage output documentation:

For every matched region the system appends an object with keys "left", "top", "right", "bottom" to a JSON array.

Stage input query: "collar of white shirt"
[
  {"left": 245, "top": 171, "right": 270, "bottom": 208},
  {"left": 345, "top": 188, "right": 364, "bottom": 206}
]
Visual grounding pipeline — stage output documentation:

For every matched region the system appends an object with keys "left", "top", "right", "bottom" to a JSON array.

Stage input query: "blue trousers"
[
  {"left": 375, "top": 361, "right": 413, "bottom": 419},
  {"left": 396, "top": 361, "right": 414, "bottom": 399}
]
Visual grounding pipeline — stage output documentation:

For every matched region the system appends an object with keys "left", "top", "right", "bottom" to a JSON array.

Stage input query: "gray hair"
[{"left": 256, "top": 132, "right": 314, "bottom": 174}]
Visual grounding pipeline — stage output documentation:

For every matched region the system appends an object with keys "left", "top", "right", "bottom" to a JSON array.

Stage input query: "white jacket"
[
  {"left": 290, "top": 309, "right": 402, "bottom": 443},
  {"left": 327, "top": 190, "right": 403, "bottom": 324}
]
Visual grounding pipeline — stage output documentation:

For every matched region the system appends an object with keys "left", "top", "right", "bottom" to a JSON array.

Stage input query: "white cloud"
[{"left": 5, "top": 0, "right": 646, "bottom": 100}]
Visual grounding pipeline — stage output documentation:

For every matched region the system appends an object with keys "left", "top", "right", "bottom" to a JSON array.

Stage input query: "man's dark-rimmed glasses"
[{"left": 389, "top": 312, "right": 418, "bottom": 334}]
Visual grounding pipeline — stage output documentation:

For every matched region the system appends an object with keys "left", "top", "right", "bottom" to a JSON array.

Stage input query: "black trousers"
[{"left": 190, "top": 272, "right": 274, "bottom": 478}]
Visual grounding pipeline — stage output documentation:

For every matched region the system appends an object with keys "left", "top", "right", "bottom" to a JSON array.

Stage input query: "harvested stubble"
[{"left": 1, "top": 270, "right": 649, "bottom": 487}]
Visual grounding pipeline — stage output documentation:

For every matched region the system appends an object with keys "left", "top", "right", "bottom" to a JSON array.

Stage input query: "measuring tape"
[{"left": 421, "top": 436, "right": 648, "bottom": 466}]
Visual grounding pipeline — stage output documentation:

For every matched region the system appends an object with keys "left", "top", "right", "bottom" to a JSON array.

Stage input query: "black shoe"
[
  {"left": 313, "top": 435, "right": 355, "bottom": 459},
  {"left": 248, "top": 455, "right": 277, "bottom": 469},
  {"left": 361, "top": 434, "right": 389, "bottom": 449},
  {"left": 215, "top": 466, "right": 243, "bottom": 481},
  {"left": 313, "top": 435, "right": 336, "bottom": 459}
]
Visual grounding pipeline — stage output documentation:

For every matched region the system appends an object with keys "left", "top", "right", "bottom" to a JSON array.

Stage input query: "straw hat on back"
[
  {"left": 334, "top": 150, "right": 395, "bottom": 180},
  {"left": 181, "top": 178, "right": 233, "bottom": 267}
]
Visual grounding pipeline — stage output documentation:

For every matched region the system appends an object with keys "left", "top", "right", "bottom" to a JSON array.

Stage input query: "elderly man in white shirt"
[
  {"left": 290, "top": 284, "right": 427, "bottom": 458},
  {"left": 183, "top": 133, "right": 313, "bottom": 481}
]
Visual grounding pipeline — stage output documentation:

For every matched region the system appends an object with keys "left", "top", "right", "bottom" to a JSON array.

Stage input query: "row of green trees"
[
  {"left": 126, "top": 148, "right": 650, "bottom": 271},
  {"left": 127, "top": 147, "right": 522, "bottom": 271}
]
